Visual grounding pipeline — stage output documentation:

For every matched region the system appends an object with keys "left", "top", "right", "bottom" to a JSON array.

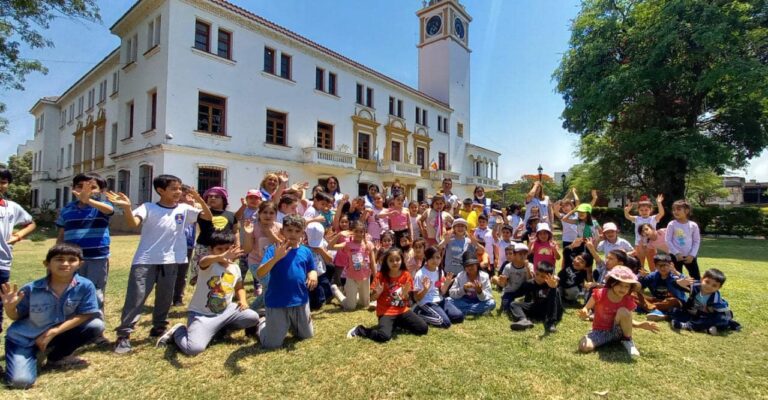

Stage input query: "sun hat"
[
  {"left": 602, "top": 222, "right": 618, "bottom": 232},
  {"left": 305, "top": 222, "right": 325, "bottom": 248},
  {"left": 606, "top": 266, "right": 641, "bottom": 291},
  {"left": 203, "top": 186, "right": 228, "bottom": 201},
  {"left": 245, "top": 189, "right": 262, "bottom": 199},
  {"left": 452, "top": 218, "right": 468, "bottom": 228},
  {"left": 462, "top": 250, "right": 479, "bottom": 267},
  {"left": 536, "top": 222, "right": 552, "bottom": 234},
  {"left": 575, "top": 203, "right": 592, "bottom": 213}
]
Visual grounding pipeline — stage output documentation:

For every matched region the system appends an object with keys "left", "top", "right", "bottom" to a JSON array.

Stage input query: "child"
[
  {"left": 596, "top": 222, "right": 634, "bottom": 256},
  {"left": 638, "top": 254, "right": 687, "bottom": 321},
  {"left": 329, "top": 215, "right": 353, "bottom": 287},
  {"left": 554, "top": 198, "right": 579, "bottom": 270},
  {"left": 406, "top": 238, "right": 426, "bottom": 275},
  {"left": 255, "top": 214, "right": 318, "bottom": 349},
  {"left": 382, "top": 195, "right": 412, "bottom": 248},
  {"left": 190, "top": 187, "right": 238, "bottom": 285},
  {"left": 3, "top": 244, "right": 103, "bottom": 389},
  {"left": 495, "top": 224, "right": 515, "bottom": 268},
  {"left": 438, "top": 218, "right": 477, "bottom": 276},
  {"left": 55, "top": 173, "right": 113, "bottom": 317},
  {"left": 638, "top": 223, "right": 669, "bottom": 269},
  {"left": 578, "top": 266, "right": 659, "bottom": 358},
  {"left": 368, "top": 193, "right": 388, "bottom": 244},
  {"left": 173, "top": 184, "right": 199, "bottom": 306},
  {"left": 0, "top": 168, "right": 36, "bottom": 336},
  {"left": 505, "top": 203, "right": 522, "bottom": 232},
  {"left": 303, "top": 191, "right": 334, "bottom": 230},
  {"left": 331, "top": 221, "right": 376, "bottom": 311},
  {"left": 108, "top": 175, "right": 211, "bottom": 354},
  {"left": 412, "top": 246, "right": 465, "bottom": 328},
  {"left": 242, "top": 201, "right": 283, "bottom": 304},
  {"left": 529, "top": 223, "right": 561, "bottom": 271},
  {"left": 562, "top": 203, "right": 601, "bottom": 241},
  {"left": 422, "top": 194, "right": 452, "bottom": 246},
  {"left": 559, "top": 250, "right": 593, "bottom": 303},
  {"left": 276, "top": 195, "right": 299, "bottom": 224},
  {"left": 447, "top": 251, "right": 496, "bottom": 316},
  {"left": 508, "top": 262, "right": 564, "bottom": 333},
  {"left": 624, "top": 195, "right": 664, "bottom": 269},
  {"left": 235, "top": 189, "right": 263, "bottom": 224},
  {"left": 407, "top": 200, "right": 423, "bottom": 240},
  {"left": 474, "top": 214, "right": 497, "bottom": 269},
  {"left": 156, "top": 232, "right": 259, "bottom": 355},
  {"left": 671, "top": 268, "right": 741, "bottom": 334},
  {"left": 665, "top": 200, "right": 701, "bottom": 280},
  {"left": 493, "top": 243, "right": 534, "bottom": 314},
  {"left": 346, "top": 248, "right": 428, "bottom": 342},
  {"left": 306, "top": 222, "right": 334, "bottom": 310},
  {"left": 475, "top": 239, "right": 492, "bottom": 276},
  {"left": 458, "top": 198, "right": 479, "bottom": 231}
]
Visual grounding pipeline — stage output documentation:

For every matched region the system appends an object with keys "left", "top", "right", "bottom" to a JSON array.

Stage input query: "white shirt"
[
  {"left": 131, "top": 202, "right": 200, "bottom": 265},
  {"left": 414, "top": 267, "right": 442, "bottom": 306},
  {"left": 188, "top": 261, "right": 241, "bottom": 315},
  {"left": 0, "top": 200, "right": 33, "bottom": 271}
]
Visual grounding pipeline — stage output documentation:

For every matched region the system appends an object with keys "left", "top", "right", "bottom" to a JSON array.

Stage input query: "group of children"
[{"left": 0, "top": 169, "right": 742, "bottom": 389}]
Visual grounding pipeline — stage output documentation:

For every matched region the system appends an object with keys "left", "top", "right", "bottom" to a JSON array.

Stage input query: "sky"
[{"left": 1, "top": 0, "right": 766, "bottom": 183}]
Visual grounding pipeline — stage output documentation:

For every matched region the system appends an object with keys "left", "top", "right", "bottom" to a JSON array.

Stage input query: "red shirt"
[
  {"left": 372, "top": 271, "right": 412, "bottom": 317},
  {"left": 591, "top": 287, "right": 636, "bottom": 331},
  {"left": 531, "top": 240, "right": 557, "bottom": 270}
]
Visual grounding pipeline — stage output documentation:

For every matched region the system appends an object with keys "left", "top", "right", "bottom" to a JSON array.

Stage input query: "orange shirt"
[{"left": 372, "top": 271, "right": 413, "bottom": 317}]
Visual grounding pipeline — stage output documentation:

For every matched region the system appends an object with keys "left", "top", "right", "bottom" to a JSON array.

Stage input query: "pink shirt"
[
  {"left": 388, "top": 208, "right": 409, "bottom": 231},
  {"left": 247, "top": 222, "right": 282, "bottom": 265},
  {"left": 646, "top": 228, "right": 669, "bottom": 253},
  {"left": 344, "top": 240, "right": 374, "bottom": 281},
  {"left": 591, "top": 287, "right": 637, "bottom": 331}
]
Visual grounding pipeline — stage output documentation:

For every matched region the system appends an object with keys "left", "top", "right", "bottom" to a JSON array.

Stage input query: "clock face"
[
  {"left": 454, "top": 18, "right": 465, "bottom": 39},
  {"left": 426, "top": 15, "right": 442, "bottom": 36}
]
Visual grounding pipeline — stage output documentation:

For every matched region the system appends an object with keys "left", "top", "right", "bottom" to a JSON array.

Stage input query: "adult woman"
[
  {"left": 259, "top": 172, "right": 285, "bottom": 202},
  {"left": 324, "top": 176, "right": 344, "bottom": 206},
  {"left": 473, "top": 186, "right": 491, "bottom": 216},
  {"left": 364, "top": 183, "right": 380, "bottom": 209},
  {"left": 524, "top": 181, "right": 554, "bottom": 225}
]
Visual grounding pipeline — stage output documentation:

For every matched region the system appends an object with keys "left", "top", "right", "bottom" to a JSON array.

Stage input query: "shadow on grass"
[
  {"left": 224, "top": 337, "right": 301, "bottom": 374},
  {"left": 594, "top": 343, "right": 634, "bottom": 364}
]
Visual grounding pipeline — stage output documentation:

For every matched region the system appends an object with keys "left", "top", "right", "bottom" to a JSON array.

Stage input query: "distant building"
[{"left": 709, "top": 177, "right": 767, "bottom": 206}]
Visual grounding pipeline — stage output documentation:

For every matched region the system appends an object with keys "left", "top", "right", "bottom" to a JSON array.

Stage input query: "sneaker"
[
  {"left": 331, "top": 284, "right": 345, "bottom": 302},
  {"left": 172, "top": 300, "right": 184, "bottom": 307},
  {"left": 646, "top": 310, "right": 667, "bottom": 322},
  {"left": 621, "top": 339, "right": 640, "bottom": 358},
  {"left": 545, "top": 324, "right": 558, "bottom": 334},
  {"left": 46, "top": 355, "right": 89, "bottom": 370},
  {"left": 368, "top": 301, "right": 377, "bottom": 311},
  {"left": 114, "top": 337, "right": 132, "bottom": 354},
  {"left": 156, "top": 323, "right": 183, "bottom": 348},
  {"left": 672, "top": 320, "right": 692, "bottom": 331},
  {"left": 346, "top": 325, "right": 363, "bottom": 339},
  {"left": 510, "top": 319, "right": 534, "bottom": 331},
  {"left": 707, "top": 326, "right": 718, "bottom": 335},
  {"left": 92, "top": 334, "right": 111, "bottom": 347},
  {"left": 149, "top": 326, "right": 167, "bottom": 337}
]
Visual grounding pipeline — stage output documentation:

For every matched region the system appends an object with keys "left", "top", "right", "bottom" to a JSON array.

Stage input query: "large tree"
[
  {"left": 3, "top": 151, "right": 33, "bottom": 208},
  {"left": 0, "top": 0, "right": 100, "bottom": 132},
  {"left": 554, "top": 0, "right": 768, "bottom": 207}
]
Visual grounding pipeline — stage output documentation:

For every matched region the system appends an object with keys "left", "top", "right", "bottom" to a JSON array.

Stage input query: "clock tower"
[{"left": 417, "top": 0, "right": 471, "bottom": 141}]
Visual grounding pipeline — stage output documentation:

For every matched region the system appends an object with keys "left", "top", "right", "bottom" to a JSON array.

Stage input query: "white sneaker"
[
  {"left": 346, "top": 325, "right": 362, "bottom": 339},
  {"left": 621, "top": 339, "right": 640, "bottom": 358},
  {"left": 708, "top": 326, "right": 718, "bottom": 335},
  {"left": 331, "top": 284, "right": 346, "bottom": 302},
  {"left": 156, "top": 323, "right": 184, "bottom": 348}
]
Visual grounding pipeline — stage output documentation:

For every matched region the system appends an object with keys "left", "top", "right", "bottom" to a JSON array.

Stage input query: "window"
[
  {"left": 438, "top": 152, "right": 446, "bottom": 171},
  {"left": 138, "top": 165, "right": 153, "bottom": 204},
  {"left": 126, "top": 101, "right": 134, "bottom": 138},
  {"left": 99, "top": 80, "right": 107, "bottom": 103},
  {"left": 280, "top": 53, "right": 291, "bottom": 79},
  {"left": 417, "top": 188, "right": 426, "bottom": 203},
  {"left": 217, "top": 29, "right": 231, "bottom": 59},
  {"left": 83, "top": 132, "right": 93, "bottom": 169},
  {"left": 316, "top": 122, "right": 333, "bottom": 150},
  {"left": 197, "top": 93, "right": 226, "bottom": 135},
  {"left": 63, "top": 186, "right": 71, "bottom": 203},
  {"left": 264, "top": 47, "right": 275, "bottom": 74},
  {"left": 416, "top": 107, "right": 422, "bottom": 125},
  {"left": 391, "top": 141, "right": 401, "bottom": 162},
  {"left": 416, "top": 147, "right": 426, "bottom": 170},
  {"left": 110, "top": 123, "right": 118, "bottom": 154},
  {"left": 422, "top": 109, "right": 428, "bottom": 127},
  {"left": 389, "top": 96, "right": 395, "bottom": 115},
  {"left": 67, "top": 143, "right": 72, "bottom": 167},
  {"left": 107, "top": 177, "right": 115, "bottom": 192},
  {"left": 59, "top": 147, "right": 64, "bottom": 170},
  {"left": 60, "top": 110, "right": 66, "bottom": 127},
  {"left": 118, "top": 169, "right": 131, "bottom": 196},
  {"left": 32, "top": 189, "right": 39, "bottom": 208},
  {"left": 366, "top": 87, "right": 374, "bottom": 108},
  {"left": 74, "top": 135, "right": 82, "bottom": 168},
  {"left": 55, "top": 188, "right": 61, "bottom": 209},
  {"left": 147, "top": 16, "right": 161, "bottom": 49},
  {"left": 88, "top": 88, "right": 95, "bottom": 110},
  {"left": 33, "top": 153, "right": 37, "bottom": 172},
  {"left": 266, "top": 110, "right": 286, "bottom": 145},
  {"left": 69, "top": 104, "right": 74, "bottom": 122},
  {"left": 457, "top": 122, "right": 464, "bottom": 137},
  {"left": 357, "top": 183, "right": 369, "bottom": 197},
  {"left": 315, "top": 68, "right": 324, "bottom": 91},
  {"left": 197, "top": 168, "right": 223, "bottom": 194},
  {"left": 397, "top": 100, "right": 403, "bottom": 118},
  {"left": 437, "top": 116, "right": 449, "bottom": 133},
  {"left": 356, "top": 84, "right": 364, "bottom": 105},
  {"left": 148, "top": 90, "right": 157, "bottom": 130},
  {"left": 195, "top": 20, "right": 210, "bottom": 52},
  {"left": 357, "top": 132, "right": 370, "bottom": 159},
  {"left": 328, "top": 72, "right": 337, "bottom": 95},
  {"left": 126, "top": 33, "right": 138, "bottom": 63},
  {"left": 78, "top": 97, "right": 84, "bottom": 116},
  {"left": 95, "top": 127, "right": 104, "bottom": 162},
  {"left": 112, "top": 71, "right": 119, "bottom": 94}
]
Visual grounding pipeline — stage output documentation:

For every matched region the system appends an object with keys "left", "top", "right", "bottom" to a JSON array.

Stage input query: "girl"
[
  {"left": 407, "top": 238, "right": 426, "bottom": 275},
  {"left": 329, "top": 214, "right": 352, "bottom": 287},
  {"left": 190, "top": 187, "right": 238, "bottom": 286},
  {"left": 624, "top": 194, "right": 665, "bottom": 270},
  {"left": 412, "top": 246, "right": 465, "bottom": 328},
  {"left": 578, "top": 266, "right": 659, "bottom": 357},
  {"left": 639, "top": 223, "right": 668, "bottom": 270},
  {"left": 528, "top": 223, "right": 560, "bottom": 271},
  {"left": 407, "top": 200, "right": 424, "bottom": 240},
  {"left": 524, "top": 181, "right": 554, "bottom": 224},
  {"left": 476, "top": 239, "right": 492, "bottom": 276},
  {"left": 422, "top": 194, "right": 453, "bottom": 247},
  {"left": 665, "top": 200, "right": 701, "bottom": 280},
  {"left": 347, "top": 248, "right": 428, "bottom": 342},
  {"left": 505, "top": 203, "right": 523, "bottom": 232},
  {"left": 367, "top": 193, "right": 388, "bottom": 244},
  {"left": 376, "top": 231, "right": 395, "bottom": 266},
  {"left": 332, "top": 221, "right": 376, "bottom": 311},
  {"left": 382, "top": 195, "right": 412, "bottom": 249},
  {"left": 242, "top": 202, "right": 283, "bottom": 306}
]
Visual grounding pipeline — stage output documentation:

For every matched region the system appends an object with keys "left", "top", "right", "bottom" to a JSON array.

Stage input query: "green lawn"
[{"left": 2, "top": 235, "right": 767, "bottom": 399}]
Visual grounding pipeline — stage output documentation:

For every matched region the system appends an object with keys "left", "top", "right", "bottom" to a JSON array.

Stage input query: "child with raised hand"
[
  {"left": 347, "top": 248, "right": 428, "bottom": 342},
  {"left": 665, "top": 200, "right": 701, "bottom": 280},
  {"left": 306, "top": 222, "right": 334, "bottom": 310},
  {"left": 381, "top": 195, "right": 412, "bottom": 249},
  {"left": 559, "top": 250, "right": 593, "bottom": 303},
  {"left": 578, "top": 266, "right": 659, "bottom": 358},
  {"left": 108, "top": 175, "right": 211, "bottom": 354},
  {"left": 447, "top": 250, "right": 496, "bottom": 316},
  {"left": 3, "top": 244, "right": 103, "bottom": 389},
  {"left": 367, "top": 193, "right": 388, "bottom": 244},
  {"left": 438, "top": 218, "right": 478, "bottom": 276},
  {"left": 256, "top": 214, "right": 318, "bottom": 349},
  {"left": 331, "top": 221, "right": 376, "bottom": 311},
  {"left": 242, "top": 201, "right": 283, "bottom": 308},
  {"left": 624, "top": 194, "right": 664, "bottom": 270},
  {"left": 528, "top": 222, "right": 560, "bottom": 272},
  {"left": 638, "top": 254, "right": 687, "bottom": 321},
  {"left": 671, "top": 268, "right": 741, "bottom": 334},
  {"left": 189, "top": 187, "right": 238, "bottom": 286},
  {"left": 508, "top": 261, "right": 563, "bottom": 333},
  {"left": 406, "top": 238, "right": 426, "bottom": 275},
  {"left": 493, "top": 243, "right": 534, "bottom": 313},
  {"left": 412, "top": 246, "right": 465, "bottom": 328},
  {"left": 407, "top": 200, "right": 424, "bottom": 240},
  {"left": 422, "top": 194, "right": 453, "bottom": 247},
  {"left": 562, "top": 203, "right": 601, "bottom": 241},
  {"left": 156, "top": 232, "right": 259, "bottom": 354}
]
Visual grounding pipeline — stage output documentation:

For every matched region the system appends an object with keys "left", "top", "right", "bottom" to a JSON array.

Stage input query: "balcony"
[
  {"left": 302, "top": 147, "right": 356, "bottom": 170},
  {"left": 378, "top": 161, "right": 422, "bottom": 178},
  {"left": 465, "top": 176, "right": 501, "bottom": 190},
  {"left": 429, "top": 170, "right": 461, "bottom": 182}
]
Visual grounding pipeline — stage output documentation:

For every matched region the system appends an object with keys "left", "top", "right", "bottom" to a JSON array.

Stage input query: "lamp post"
[
  {"left": 561, "top": 173, "right": 567, "bottom": 198},
  {"left": 537, "top": 165, "right": 543, "bottom": 182}
]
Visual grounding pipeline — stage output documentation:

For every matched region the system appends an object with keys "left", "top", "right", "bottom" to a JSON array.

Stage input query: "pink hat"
[
  {"left": 602, "top": 222, "right": 618, "bottom": 232},
  {"left": 245, "top": 189, "right": 262, "bottom": 199},
  {"left": 203, "top": 186, "right": 229, "bottom": 201},
  {"left": 606, "top": 266, "right": 641, "bottom": 290}
]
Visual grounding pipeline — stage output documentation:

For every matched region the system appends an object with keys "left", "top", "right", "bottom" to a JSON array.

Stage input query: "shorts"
[{"left": 585, "top": 325, "right": 624, "bottom": 348}]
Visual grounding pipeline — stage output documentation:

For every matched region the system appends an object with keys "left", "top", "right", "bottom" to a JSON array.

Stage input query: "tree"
[
  {"left": 686, "top": 169, "right": 730, "bottom": 206},
  {"left": 0, "top": 1, "right": 100, "bottom": 132},
  {"left": 4, "top": 152, "right": 33, "bottom": 208},
  {"left": 554, "top": 0, "right": 768, "bottom": 210},
  {"left": 489, "top": 177, "right": 561, "bottom": 207}
]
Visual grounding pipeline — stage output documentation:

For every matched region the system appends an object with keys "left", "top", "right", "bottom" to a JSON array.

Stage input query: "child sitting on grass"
[
  {"left": 156, "top": 232, "right": 259, "bottom": 355},
  {"left": 493, "top": 243, "right": 533, "bottom": 314},
  {"left": 638, "top": 254, "right": 687, "bottom": 321},
  {"left": 3, "top": 244, "right": 103, "bottom": 389},
  {"left": 559, "top": 249, "right": 593, "bottom": 304},
  {"left": 671, "top": 268, "right": 741, "bottom": 335},
  {"left": 508, "top": 262, "right": 563, "bottom": 333},
  {"left": 578, "top": 266, "right": 659, "bottom": 358},
  {"left": 447, "top": 251, "right": 496, "bottom": 316}
]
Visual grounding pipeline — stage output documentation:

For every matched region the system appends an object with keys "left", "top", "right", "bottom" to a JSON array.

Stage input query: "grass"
[{"left": 2, "top": 235, "right": 768, "bottom": 399}]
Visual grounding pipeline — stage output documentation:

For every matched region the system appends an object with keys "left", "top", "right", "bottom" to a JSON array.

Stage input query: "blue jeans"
[
  {"left": 309, "top": 270, "right": 333, "bottom": 310},
  {"left": 501, "top": 289, "right": 527, "bottom": 314},
  {"left": 414, "top": 299, "right": 465, "bottom": 328},
  {"left": 447, "top": 297, "right": 496, "bottom": 316},
  {"left": 5, "top": 317, "right": 104, "bottom": 389}
]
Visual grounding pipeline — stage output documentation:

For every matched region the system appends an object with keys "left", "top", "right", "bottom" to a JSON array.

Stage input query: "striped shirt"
[{"left": 55, "top": 200, "right": 113, "bottom": 259}]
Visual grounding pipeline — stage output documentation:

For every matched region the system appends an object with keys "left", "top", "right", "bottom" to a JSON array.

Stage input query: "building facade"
[{"left": 24, "top": 0, "right": 500, "bottom": 210}]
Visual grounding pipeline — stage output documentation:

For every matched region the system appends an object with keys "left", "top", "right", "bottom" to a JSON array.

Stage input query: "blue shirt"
[
  {"left": 55, "top": 200, "right": 113, "bottom": 259},
  {"left": 6, "top": 275, "right": 100, "bottom": 347},
  {"left": 261, "top": 244, "right": 315, "bottom": 308}
]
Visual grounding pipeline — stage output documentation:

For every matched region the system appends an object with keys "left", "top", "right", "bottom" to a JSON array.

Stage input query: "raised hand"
[
  {"left": 676, "top": 276, "right": 696, "bottom": 288},
  {"left": 273, "top": 241, "right": 290, "bottom": 261},
  {"left": 591, "top": 189, "right": 598, "bottom": 199},
  {"left": 624, "top": 203, "right": 633, "bottom": 213},
  {"left": 73, "top": 179, "right": 95, "bottom": 203},
  {"left": 421, "top": 276, "right": 432, "bottom": 291},
  {"left": 106, "top": 191, "right": 132, "bottom": 208},
  {"left": 242, "top": 219, "right": 254, "bottom": 234},
  {"left": 544, "top": 274, "right": 559, "bottom": 288},
  {"left": 656, "top": 194, "right": 664, "bottom": 204},
  {"left": 0, "top": 283, "right": 24, "bottom": 309},
  {"left": 373, "top": 279, "right": 385, "bottom": 297},
  {"left": 223, "top": 245, "right": 244, "bottom": 262}
]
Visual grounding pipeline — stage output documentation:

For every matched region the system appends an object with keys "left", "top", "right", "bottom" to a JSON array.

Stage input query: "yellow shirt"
[{"left": 459, "top": 209, "right": 479, "bottom": 231}]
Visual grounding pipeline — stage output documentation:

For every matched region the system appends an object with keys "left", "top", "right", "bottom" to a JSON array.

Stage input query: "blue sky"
[{"left": 2, "top": 0, "right": 766, "bottom": 183}]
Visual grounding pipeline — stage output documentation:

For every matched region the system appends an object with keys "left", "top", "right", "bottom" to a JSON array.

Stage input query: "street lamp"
[
  {"left": 561, "top": 173, "right": 567, "bottom": 198},
  {"left": 537, "top": 165, "right": 543, "bottom": 182}
]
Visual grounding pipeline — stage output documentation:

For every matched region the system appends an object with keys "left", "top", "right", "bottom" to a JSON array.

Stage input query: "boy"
[
  {"left": 458, "top": 198, "right": 479, "bottom": 231},
  {"left": 304, "top": 191, "right": 334, "bottom": 229},
  {"left": 672, "top": 268, "right": 741, "bottom": 334},
  {"left": 173, "top": 184, "right": 198, "bottom": 306},
  {"left": 639, "top": 254, "right": 687, "bottom": 321},
  {"left": 55, "top": 173, "right": 113, "bottom": 318},
  {"left": 3, "top": 244, "right": 103, "bottom": 389},
  {"left": 509, "top": 261, "right": 563, "bottom": 333},
  {"left": 473, "top": 214, "right": 497, "bottom": 269},
  {"left": 107, "top": 175, "right": 211, "bottom": 354},
  {"left": 493, "top": 243, "right": 533, "bottom": 314},
  {"left": 0, "top": 168, "right": 36, "bottom": 336},
  {"left": 596, "top": 222, "right": 634, "bottom": 256},
  {"left": 559, "top": 250, "right": 592, "bottom": 303},
  {"left": 495, "top": 224, "right": 516, "bottom": 269},
  {"left": 276, "top": 195, "right": 299, "bottom": 224},
  {"left": 156, "top": 232, "right": 259, "bottom": 355},
  {"left": 256, "top": 214, "right": 318, "bottom": 349},
  {"left": 306, "top": 222, "right": 334, "bottom": 310}
]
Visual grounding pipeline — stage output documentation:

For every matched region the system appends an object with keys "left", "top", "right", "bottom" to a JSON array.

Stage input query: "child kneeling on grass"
[
  {"left": 156, "top": 232, "right": 260, "bottom": 354},
  {"left": 578, "top": 266, "right": 659, "bottom": 358},
  {"left": 671, "top": 268, "right": 741, "bottom": 335},
  {"left": 3, "top": 244, "right": 103, "bottom": 389},
  {"left": 347, "top": 247, "right": 428, "bottom": 342}
]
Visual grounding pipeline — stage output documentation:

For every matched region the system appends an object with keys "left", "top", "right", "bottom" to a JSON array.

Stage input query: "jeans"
[
  {"left": 309, "top": 270, "right": 333, "bottom": 311},
  {"left": 357, "top": 310, "right": 428, "bottom": 342},
  {"left": 673, "top": 257, "right": 701, "bottom": 281},
  {"left": 413, "top": 299, "right": 464, "bottom": 328},
  {"left": 448, "top": 296, "right": 496, "bottom": 316},
  {"left": 5, "top": 318, "right": 104, "bottom": 389}
]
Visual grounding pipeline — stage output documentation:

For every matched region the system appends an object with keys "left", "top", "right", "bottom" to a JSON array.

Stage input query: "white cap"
[
  {"left": 305, "top": 222, "right": 325, "bottom": 247},
  {"left": 452, "top": 218, "right": 468, "bottom": 227},
  {"left": 513, "top": 242, "right": 529, "bottom": 252},
  {"left": 602, "top": 222, "right": 618, "bottom": 232},
  {"left": 536, "top": 222, "right": 552, "bottom": 233}
]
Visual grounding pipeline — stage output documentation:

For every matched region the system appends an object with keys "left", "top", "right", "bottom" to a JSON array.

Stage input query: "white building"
[{"left": 24, "top": 0, "right": 500, "bottom": 210}]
